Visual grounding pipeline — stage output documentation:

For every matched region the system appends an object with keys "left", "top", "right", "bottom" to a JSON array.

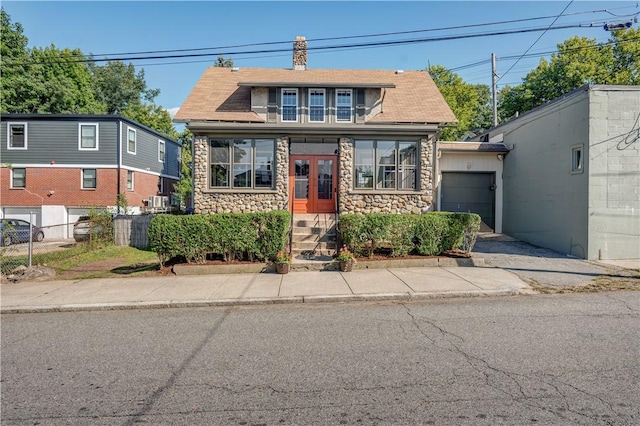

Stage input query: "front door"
[{"left": 290, "top": 155, "right": 337, "bottom": 213}]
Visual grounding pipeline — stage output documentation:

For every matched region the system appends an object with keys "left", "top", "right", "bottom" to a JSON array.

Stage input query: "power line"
[
  {"left": 83, "top": 5, "right": 640, "bottom": 58},
  {"left": 5, "top": 23, "right": 603, "bottom": 67},
  {"left": 498, "top": 0, "right": 575, "bottom": 82}
]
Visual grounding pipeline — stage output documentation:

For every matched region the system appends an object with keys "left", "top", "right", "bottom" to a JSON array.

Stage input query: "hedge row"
[
  {"left": 339, "top": 212, "right": 481, "bottom": 258},
  {"left": 148, "top": 211, "right": 290, "bottom": 265}
]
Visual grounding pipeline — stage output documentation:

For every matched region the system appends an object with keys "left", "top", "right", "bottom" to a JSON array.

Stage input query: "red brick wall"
[
  {"left": 1, "top": 167, "right": 118, "bottom": 208},
  {"left": 1, "top": 167, "right": 178, "bottom": 209}
]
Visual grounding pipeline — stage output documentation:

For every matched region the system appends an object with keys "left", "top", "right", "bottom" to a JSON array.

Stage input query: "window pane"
[
  {"left": 233, "top": 165, "right": 251, "bottom": 188},
  {"left": 355, "top": 140, "right": 374, "bottom": 164},
  {"left": 81, "top": 125, "right": 96, "bottom": 149},
  {"left": 309, "top": 90, "right": 325, "bottom": 122},
  {"left": 210, "top": 140, "right": 230, "bottom": 163},
  {"left": 317, "top": 160, "right": 333, "bottom": 200},
  {"left": 233, "top": 139, "right": 251, "bottom": 164},
  {"left": 399, "top": 167, "right": 416, "bottom": 189},
  {"left": 294, "top": 160, "right": 309, "bottom": 199},
  {"left": 9, "top": 125, "right": 25, "bottom": 148},
  {"left": 336, "top": 90, "right": 352, "bottom": 121},
  {"left": 210, "top": 165, "right": 229, "bottom": 187},
  {"left": 355, "top": 166, "right": 373, "bottom": 189},
  {"left": 254, "top": 139, "right": 274, "bottom": 188},
  {"left": 83, "top": 169, "right": 96, "bottom": 189},
  {"left": 127, "top": 171, "right": 134, "bottom": 190},
  {"left": 12, "top": 168, "right": 25, "bottom": 187},
  {"left": 128, "top": 129, "right": 136, "bottom": 152},
  {"left": 399, "top": 142, "right": 416, "bottom": 166},
  {"left": 282, "top": 89, "right": 297, "bottom": 121},
  {"left": 159, "top": 141, "right": 165, "bottom": 162}
]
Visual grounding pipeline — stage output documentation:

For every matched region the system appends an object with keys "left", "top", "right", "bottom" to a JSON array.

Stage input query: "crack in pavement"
[{"left": 399, "top": 303, "right": 628, "bottom": 423}]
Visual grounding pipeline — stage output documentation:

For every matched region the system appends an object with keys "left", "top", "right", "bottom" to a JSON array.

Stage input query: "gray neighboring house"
[
  {"left": 1, "top": 114, "right": 181, "bottom": 239},
  {"left": 476, "top": 84, "right": 640, "bottom": 260}
]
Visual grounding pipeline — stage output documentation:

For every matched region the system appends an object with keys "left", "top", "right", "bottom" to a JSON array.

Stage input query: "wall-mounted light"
[
  {"left": 47, "top": 190, "right": 55, "bottom": 196},
  {"left": 497, "top": 154, "right": 505, "bottom": 161}
]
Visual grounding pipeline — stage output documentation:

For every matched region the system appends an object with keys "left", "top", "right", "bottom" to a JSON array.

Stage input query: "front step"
[{"left": 290, "top": 213, "right": 338, "bottom": 258}]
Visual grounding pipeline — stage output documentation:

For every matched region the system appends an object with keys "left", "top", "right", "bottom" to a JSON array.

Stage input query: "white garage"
[{"left": 437, "top": 142, "right": 509, "bottom": 233}]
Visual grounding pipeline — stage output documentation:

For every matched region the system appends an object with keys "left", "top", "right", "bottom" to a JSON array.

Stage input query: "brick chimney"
[{"left": 293, "top": 36, "right": 307, "bottom": 70}]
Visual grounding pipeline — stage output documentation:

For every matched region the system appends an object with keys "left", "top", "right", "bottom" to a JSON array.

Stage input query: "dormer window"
[
  {"left": 282, "top": 88, "right": 298, "bottom": 122},
  {"left": 309, "top": 89, "right": 325, "bottom": 122},
  {"left": 336, "top": 89, "right": 353, "bottom": 122}
]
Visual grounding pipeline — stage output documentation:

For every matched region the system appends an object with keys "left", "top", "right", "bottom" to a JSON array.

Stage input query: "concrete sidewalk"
[{"left": 0, "top": 267, "right": 531, "bottom": 314}]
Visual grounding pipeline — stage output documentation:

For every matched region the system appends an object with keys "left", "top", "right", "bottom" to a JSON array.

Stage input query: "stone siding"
[
  {"left": 338, "top": 138, "right": 434, "bottom": 214},
  {"left": 193, "top": 136, "right": 289, "bottom": 213}
]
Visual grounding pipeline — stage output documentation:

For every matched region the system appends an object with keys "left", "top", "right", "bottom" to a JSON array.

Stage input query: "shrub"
[
  {"left": 339, "top": 212, "right": 481, "bottom": 258},
  {"left": 148, "top": 211, "right": 290, "bottom": 266}
]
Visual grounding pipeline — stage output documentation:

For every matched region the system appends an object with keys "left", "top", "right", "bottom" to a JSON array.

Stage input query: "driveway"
[{"left": 472, "top": 233, "right": 638, "bottom": 289}]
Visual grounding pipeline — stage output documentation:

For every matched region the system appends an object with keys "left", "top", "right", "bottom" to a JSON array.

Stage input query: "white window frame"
[
  {"left": 308, "top": 88, "right": 326, "bottom": 123},
  {"left": 158, "top": 140, "right": 166, "bottom": 163},
  {"left": 127, "top": 126, "right": 137, "bottom": 154},
  {"left": 81, "top": 169, "right": 97, "bottom": 190},
  {"left": 78, "top": 123, "right": 99, "bottom": 151},
  {"left": 127, "top": 170, "right": 134, "bottom": 191},
  {"left": 7, "top": 122, "right": 28, "bottom": 150},
  {"left": 281, "top": 88, "right": 298, "bottom": 122},
  {"left": 336, "top": 89, "right": 353, "bottom": 123},
  {"left": 11, "top": 168, "right": 26, "bottom": 188}
]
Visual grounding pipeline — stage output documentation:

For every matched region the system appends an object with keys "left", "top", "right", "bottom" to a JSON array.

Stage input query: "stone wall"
[
  {"left": 338, "top": 137, "right": 434, "bottom": 214},
  {"left": 193, "top": 136, "right": 289, "bottom": 213}
]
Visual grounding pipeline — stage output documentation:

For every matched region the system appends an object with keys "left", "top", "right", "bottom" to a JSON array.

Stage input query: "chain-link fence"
[{"left": 0, "top": 217, "right": 113, "bottom": 277}]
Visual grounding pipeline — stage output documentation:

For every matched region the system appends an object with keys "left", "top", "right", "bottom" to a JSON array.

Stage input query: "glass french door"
[{"left": 290, "top": 155, "right": 337, "bottom": 213}]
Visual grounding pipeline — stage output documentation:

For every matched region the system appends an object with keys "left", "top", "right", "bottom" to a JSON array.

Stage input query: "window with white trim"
[
  {"left": 336, "top": 89, "right": 353, "bottom": 122},
  {"left": 158, "top": 140, "right": 165, "bottom": 162},
  {"left": 79, "top": 123, "right": 99, "bottom": 150},
  {"left": 127, "top": 127, "right": 136, "bottom": 154},
  {"left": 354, "top": 140, "right": 417, "bottom": 190},
  {"left": 127, "top": 171, "right": 134, "bottom": 191},
  {"left": 82, "top": 169, "right": 97, "bottom": 189},
  {"left": 309, "top": 89, "right": 325, "bottom": 122},
  {"left": 209, "top": 138, "right": 275, "bottom": 189},
  {"left": 7, "top": 123, "right": 27, "bottom": 149},
  {"left": 281, "top": 89, "right": 298, "bottom": 122},
  {"left": 11, "top": 168, "right": 26, "bottom": 188}
]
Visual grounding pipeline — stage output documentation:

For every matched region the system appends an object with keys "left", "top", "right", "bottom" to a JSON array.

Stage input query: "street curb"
[{"left": 0, "top": 289, "right": 525, "bottom": 314}]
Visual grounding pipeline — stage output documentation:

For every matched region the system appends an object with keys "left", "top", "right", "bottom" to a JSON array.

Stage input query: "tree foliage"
[
  {"left": 0, "top": 8, "right": 174, "bottom": 139},
  {"left": 499, "top": 28, "right": 640, "bottom": 120},
  {"left": 429, "top": 65, "right": 492, "bottom": 140}
]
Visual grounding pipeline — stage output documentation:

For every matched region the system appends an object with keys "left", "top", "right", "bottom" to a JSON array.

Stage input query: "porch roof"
[{"left": 439, "top": 141, "right": 510, "bottom": 153}]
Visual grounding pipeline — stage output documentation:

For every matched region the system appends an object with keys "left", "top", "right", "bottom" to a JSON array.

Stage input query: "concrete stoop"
[{"left": 290, "top": 213, "right": 337, "bottom": 258}]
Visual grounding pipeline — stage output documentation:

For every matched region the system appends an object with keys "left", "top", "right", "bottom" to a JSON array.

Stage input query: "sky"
[{"left": 3, "top": 1, "right": 639, "bottom": 118}]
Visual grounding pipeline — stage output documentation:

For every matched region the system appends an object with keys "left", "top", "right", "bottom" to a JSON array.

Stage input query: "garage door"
[
  {"left": 441, "top": 172, "right": 495, "bottom": 230},
  {"left": 1, "top": 207, "right": 41, "bottom": 226}
]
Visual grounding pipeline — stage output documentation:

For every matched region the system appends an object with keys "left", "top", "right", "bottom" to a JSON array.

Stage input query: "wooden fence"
[{"left": 114, "top": 215, "right": 154, "bottom": 248}]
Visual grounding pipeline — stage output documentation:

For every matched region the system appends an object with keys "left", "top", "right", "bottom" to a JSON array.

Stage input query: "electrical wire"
[
  {"left": 4, "top": 22, "right": 603, "bottom": 67},
  {"left": 498, "top": 0, "right": 575, "bottom": 82}
]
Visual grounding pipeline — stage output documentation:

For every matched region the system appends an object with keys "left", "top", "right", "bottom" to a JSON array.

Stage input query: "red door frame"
[{"left": 289, "top": 155, "right": 337, "bottom": 214}]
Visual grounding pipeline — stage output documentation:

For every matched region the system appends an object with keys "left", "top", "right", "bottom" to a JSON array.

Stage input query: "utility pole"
[{"left": 492, "top": 53, "right": 498, "bottom": 127}]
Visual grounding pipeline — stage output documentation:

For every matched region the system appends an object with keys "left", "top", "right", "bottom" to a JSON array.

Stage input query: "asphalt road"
[{"left": 2, "top": 293, "right": 639, "bottom": 425}]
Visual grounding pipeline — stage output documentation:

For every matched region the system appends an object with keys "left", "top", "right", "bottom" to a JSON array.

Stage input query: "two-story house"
[
  {"left": 175, "top": 37, "right": 456, "bottom": 225},
  {"left": 0, "top": 114, "right": 181, "bottom": 239}
]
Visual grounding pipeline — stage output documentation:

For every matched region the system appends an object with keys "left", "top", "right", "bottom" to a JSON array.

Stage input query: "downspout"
[
  {"left": 117, "top": 120, "right": 122, "bottom": 214},
  {"left": 433, "top": 133, "right": 440, "bottom": 212},
  {"left": 190, "top": 129, "right": 195, "bottom": 210}
]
